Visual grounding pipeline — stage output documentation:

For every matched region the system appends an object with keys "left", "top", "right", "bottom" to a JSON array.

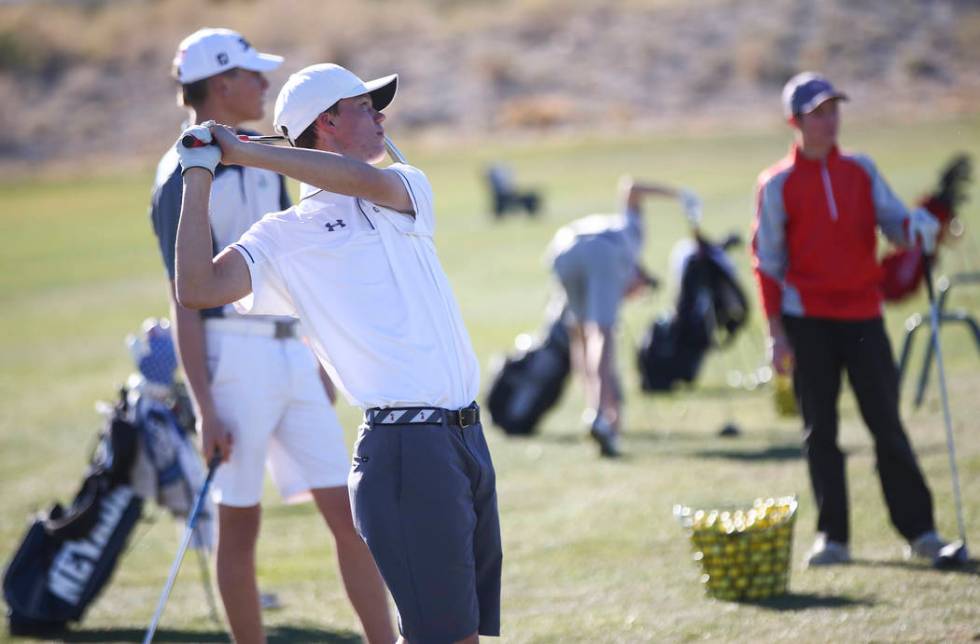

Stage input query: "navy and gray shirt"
[{"left": 149, "top": 128, "right": 291, "bottom": 318}]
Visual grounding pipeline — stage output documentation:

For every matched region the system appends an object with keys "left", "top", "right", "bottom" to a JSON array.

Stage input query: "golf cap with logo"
[
  {"left": 782, "top": 72, "right": 848, "bottom": 118},
  {"left": 173, "top": 28, "right": 283, "bottom": 84},
  {"left": 273, "top": 64, "right": 398, "bottom": 145}
]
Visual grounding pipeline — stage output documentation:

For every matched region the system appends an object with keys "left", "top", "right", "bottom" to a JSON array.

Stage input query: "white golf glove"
[
  {"left": 175, "top": 124, "right": 221, "bottom": 177},
  {"left": 680, "top": 188, "right": 702, "bottom": 226},
  {"left": 907, "top": 207, "right": 940, "bottom": 254}
]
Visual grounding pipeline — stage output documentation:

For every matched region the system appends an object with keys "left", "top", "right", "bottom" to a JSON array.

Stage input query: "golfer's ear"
[{"left": 316, "top": 112, "right": 336, "bottom": 134}]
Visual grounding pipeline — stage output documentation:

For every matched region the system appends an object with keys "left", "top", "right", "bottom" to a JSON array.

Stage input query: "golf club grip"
[{"left": 180, "top": 134, "right": 209, "bottom": 148}]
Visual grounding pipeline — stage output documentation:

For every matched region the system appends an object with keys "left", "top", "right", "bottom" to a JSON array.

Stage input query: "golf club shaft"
[
  {"left": 383, "top": 135, "right": 407, "bottom": 164},
  {"left": 143, "top": 453, "right": 221, "bottom": 644},
  {"left": 180, "top": 133, "right": 286, "bottom": 147},
  {"left": 182, "top": 133, "right": 409, "bottom": 165},
  {"left": 923, "top": 255, "right": 968, "bottom": 545}
]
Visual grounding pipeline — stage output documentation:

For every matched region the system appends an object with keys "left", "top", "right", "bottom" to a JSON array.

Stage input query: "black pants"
[{"left": 783, "top": 315, "right": 935, "bottom": 544}]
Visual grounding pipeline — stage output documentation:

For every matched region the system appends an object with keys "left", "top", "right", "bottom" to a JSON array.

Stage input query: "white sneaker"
[
  {"left": 905, "top": 531, "right": 948, "bottom": 563},
  {"left": 805, "top": 534, "right": 851, "bottom": 567}
]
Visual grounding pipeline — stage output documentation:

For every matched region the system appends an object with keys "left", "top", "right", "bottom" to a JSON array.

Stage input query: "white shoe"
[
  {"left": 905, "top": 531, "right": 948, "bottom": 563},
  {"left": 805, "top": 534, "right": 851, "bottom": 567}
]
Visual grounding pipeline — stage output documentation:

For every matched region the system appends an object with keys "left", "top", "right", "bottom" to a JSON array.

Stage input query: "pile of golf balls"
[{"left": 676, "top": 497, "right": 797, "bottom": 601}]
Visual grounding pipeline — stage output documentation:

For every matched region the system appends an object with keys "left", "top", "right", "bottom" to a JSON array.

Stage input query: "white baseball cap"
[
  {"left": 172, "top": 28, "right": 283, "bottom": 84},
  {"left": 273, "top": 63, "right": 398, "bottom": 144}
]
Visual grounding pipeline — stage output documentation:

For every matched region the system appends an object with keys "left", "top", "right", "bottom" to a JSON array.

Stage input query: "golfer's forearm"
[
  {"left": 621, "top": 178, "right": 679, "bottom": 210},
  {"left": 632, "top": 182, "right": 679, "bottom": 199},
  {"left": 169, "top": 291, "right": 216, "bottom": 419},
  {"left": 235, "top": 143, "right": 406, "bottom": 208},
  {"left": 175, "top": 170, "right": 223, "bottom": 309}
]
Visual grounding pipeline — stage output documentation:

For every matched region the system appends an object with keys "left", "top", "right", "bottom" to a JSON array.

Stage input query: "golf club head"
[{"left": 933, "top": 540, "right": 969, "bottom": 569}]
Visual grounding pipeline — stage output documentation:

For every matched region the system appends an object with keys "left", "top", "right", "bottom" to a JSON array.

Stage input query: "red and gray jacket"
[{"left": 751, "top": 144, "right": 915, "bottom": 321}]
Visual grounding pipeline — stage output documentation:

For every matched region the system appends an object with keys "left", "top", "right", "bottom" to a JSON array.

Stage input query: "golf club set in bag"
[
  {"left": 3, "top": 319, "right": 220, "bottom": 637},
  {"left": 486, "top": 216, "right": 750, "bottom": 436}
]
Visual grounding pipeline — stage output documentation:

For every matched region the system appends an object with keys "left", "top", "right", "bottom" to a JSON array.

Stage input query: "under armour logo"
[
  {"left": 216, "top": 52, "right": 229, "bottom": 65},
  {"left": 324, "top": 219, "right": 346, "bottom": 232}
]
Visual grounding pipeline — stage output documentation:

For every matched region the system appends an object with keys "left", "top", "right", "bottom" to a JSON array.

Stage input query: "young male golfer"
[
  {"left": 752, "top": 71, "right": 949, "bottom": 567},
  {"left": 173, "top": 63, "right": 502, "bottom": 644},
  {"left": 151, "top": 31, "right": 392, "bottom": 643}
]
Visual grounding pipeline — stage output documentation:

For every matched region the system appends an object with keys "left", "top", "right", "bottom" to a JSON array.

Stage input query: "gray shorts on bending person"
[{"left": 552, "top": 233, "right": 634, "bottom": 328}]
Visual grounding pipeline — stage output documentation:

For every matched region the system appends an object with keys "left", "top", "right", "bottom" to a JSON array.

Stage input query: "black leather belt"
[{"left": 366, "top": 403, "right": 480, "bottom": 428}]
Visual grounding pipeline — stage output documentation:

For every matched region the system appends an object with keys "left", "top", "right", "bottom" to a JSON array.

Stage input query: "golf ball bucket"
[{"left": 674, "top": 496, "right": 797, "bottom": 601}]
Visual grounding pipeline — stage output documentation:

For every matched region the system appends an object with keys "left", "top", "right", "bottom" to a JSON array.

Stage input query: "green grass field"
[{"left": 1, "top": 115, "right": 979, "bottom": 643}]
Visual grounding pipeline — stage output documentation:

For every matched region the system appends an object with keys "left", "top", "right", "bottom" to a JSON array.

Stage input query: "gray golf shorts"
[
  {"left": 552, "top": 234, "right": 633, "bottom": 328},
  {"left": 348, "top": 404, "right": 502, "bottom": 643}
]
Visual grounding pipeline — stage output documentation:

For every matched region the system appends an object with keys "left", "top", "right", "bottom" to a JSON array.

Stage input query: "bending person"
[{"left": 547, "top": 177, "right": 700, "bottom": 457}]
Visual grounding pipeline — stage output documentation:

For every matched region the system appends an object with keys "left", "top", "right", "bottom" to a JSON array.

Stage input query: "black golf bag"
[
  {"left": 3, "top": 393, "right": 143, "bottom": 636},
  {"left": 638, "top": 233, "right": 749, "bottom": 392},
  {"left": 486, "top": 309, "right": 571, "bottom": 435}
]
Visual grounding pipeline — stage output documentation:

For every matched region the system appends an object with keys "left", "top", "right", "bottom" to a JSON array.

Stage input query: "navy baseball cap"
[{"left": 782, "top": 72, "right": 848, "bottom": 118}]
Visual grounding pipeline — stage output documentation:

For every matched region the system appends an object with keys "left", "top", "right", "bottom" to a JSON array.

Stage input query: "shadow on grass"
[
  {"left": 49, "top": 628, "right": 229, "bottom": 642},
  {"left": 520, "top": 427, "right": 714, "bottom": 446},
  {"left": 268, "top": 625, "right": 362, "bottom": 643},
  {"left": 43, "top": 624, "right": 361, "bottom": 643},
  {"left": 694, "top": 444, "right": 802, "bottom": 462},
  {"left": 744, "top": 591, "right": 875, "bottom": 611},
  {"left": 850, "top": 557, "right": 980, "bottom": 578}
]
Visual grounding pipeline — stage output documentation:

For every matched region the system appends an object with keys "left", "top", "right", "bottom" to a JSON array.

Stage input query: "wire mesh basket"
[{"left": 674, "top": 496, "right": 797, "bottom": 601}]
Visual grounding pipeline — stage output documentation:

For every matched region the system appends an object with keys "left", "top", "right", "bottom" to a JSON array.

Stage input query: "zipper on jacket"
[{"left": 820, "top": 161, "right": 839, "bottom": 221}]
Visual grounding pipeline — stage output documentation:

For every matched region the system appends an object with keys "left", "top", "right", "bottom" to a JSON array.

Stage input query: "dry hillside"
[{"left": 1, "top": 0, "right": 979, "bottom": 174}]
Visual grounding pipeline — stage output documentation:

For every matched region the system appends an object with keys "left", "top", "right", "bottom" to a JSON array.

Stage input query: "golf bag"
[
  {"left": 637, "top": 233, "right": 749, "bottom": 392},
  {"left": 2, "top": 319, "right": 215, "bottom": 636},
  {"left": 124, "top": 319, "right": 215, "bottom": 551},
  {"left": 486, "top": 308, "right": 571, "bottom": 435},
  {"left": 881, "top": 154, "right": 972, "bottom": 302},
  {"left": 3, "top": 397, "right": 143, "bottom": 636}
]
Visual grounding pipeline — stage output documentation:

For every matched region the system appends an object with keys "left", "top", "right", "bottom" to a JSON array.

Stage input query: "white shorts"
[{"left": 205, "top": 321, "right": 349, "bottom": 507}]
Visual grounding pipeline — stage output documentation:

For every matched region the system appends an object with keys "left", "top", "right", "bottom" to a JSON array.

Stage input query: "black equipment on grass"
[
  {"left": 637, "top": 233, "right": 749, "bottom": 392},
  {"left": 486, "top": 309, "right": 571, "bottom": 435},
  {"left": 485, "top": 163, "right": 542, "bottom": 218},
  {"left": 2, "top": 394, "right": 144, "bottom": 637}
]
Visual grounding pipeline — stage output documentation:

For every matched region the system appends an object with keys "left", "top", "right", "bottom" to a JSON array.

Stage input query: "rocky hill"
[{"left": 1, "top": 0, "right": 978, "bottom": 175}]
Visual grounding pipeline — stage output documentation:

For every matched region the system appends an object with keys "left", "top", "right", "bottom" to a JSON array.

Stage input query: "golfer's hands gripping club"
[
  {"left": 179, "top": 121, "right": 254, "bottom": 169},
  {"left": 908, "top": 207, "right": 941, "bottom": 254},
  {"left": 176, "top": 124, "right": 221, "bottom": 177}
]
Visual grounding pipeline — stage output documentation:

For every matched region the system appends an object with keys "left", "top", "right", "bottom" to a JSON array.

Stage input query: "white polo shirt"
[{"left": 230, "top": 164, "right": 480, "bottom": 410}]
